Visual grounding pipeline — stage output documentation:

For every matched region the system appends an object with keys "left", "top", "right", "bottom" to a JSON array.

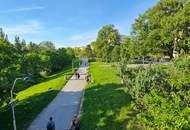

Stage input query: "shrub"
[{"left": 122, "top": 56, "right": 190, "bottom": 129}]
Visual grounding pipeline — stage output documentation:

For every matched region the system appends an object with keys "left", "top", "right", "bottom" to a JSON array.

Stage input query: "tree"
[
  {"left": 0, "top": 39, "right": 17, "bottom": 70},
  {"left": 0, "top": 39, "right": 18, "bottom": 95},
  {"left": 39, "top": 41, "right": 56, "bottom": 53},
  {"left": 84, "top": 45, "right": 93, "bottom": 58},
  {"left": 0, "top": 28, "right": 5, "bottom": 40},
  {"left": 111, "top": 45, "right": 121, "bottom": 62},
  {"left": 22, "top": 53, "right": 43, "bottom": 76},
  {"left": 14, "top": 36, "right": 22, "bottom": 50},
  {"left": 94, "top": 24, "right": 121, "bottom": 62},
  {"left": 47, "top": 48, "right": 74, "bottom": 73},
  {"left": 131, "top": 0, "right": 190, "bottom": 59},
  {"left": 65, "top": 47, "right": 75, "bottom": 59},
  {"left": 74, "top": 47, "right": 82, "bottom": 57},
  {"left": 27, "top": 42, "right": 40, "bottom": 53}
]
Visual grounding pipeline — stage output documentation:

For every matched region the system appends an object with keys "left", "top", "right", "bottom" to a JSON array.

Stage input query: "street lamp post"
[
  {"left": 10, "top": 78, "right": 21, "bottom": 130},
  {"left": 10, "top": 77, "right": 29, "bottom": 130},
  {"left": 72, "top": 59, "right": 74, "bottom": 72}
]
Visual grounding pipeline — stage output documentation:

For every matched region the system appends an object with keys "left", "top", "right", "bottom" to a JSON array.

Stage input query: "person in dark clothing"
[
  {"left": 85, "top": 74, "right": 91, "bottom": 83},
  {"left": 73, "top": 115, "right": 80, "bottom": 130},
  {"left": 46, "top": 117, "right": 55, "bottom": 130},
  {"left": 77, "top": 73, "right": 80, "bottom": 79},
  {"left": 68, "top": 115, "right": 80, "bottom": 130}
]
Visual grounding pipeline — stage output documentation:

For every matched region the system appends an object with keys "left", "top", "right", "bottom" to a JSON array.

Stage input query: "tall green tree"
[
  {"left": 22, "top": 53, "right": 43, "bottom": 76},
  {"left": 131, "top": 0, "right": 190, "bottom": 59},
  {"left": 84, "top": 45, "right": 93, "bottom": 58},
  {"left": 111, "top": 45, "right": 121, "bottom": 62},
  {"left": 0, "top": 28, "right": 5, "bottom": 40},
  {"left": 94, "top": 24, "right": 121, "bottom": 62},
  {"left": 0, "top": 39, "right": 18, "bottom": 94},
  {"left": 27, "top": 42, "right": 40, "bottom": 53}
]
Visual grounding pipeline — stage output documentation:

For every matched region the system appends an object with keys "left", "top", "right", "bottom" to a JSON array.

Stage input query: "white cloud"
[
  {"left": 2, "top": 20, "right": 42, "bottom": 36},
  {"left": 0, "top": 6, "right": 45, "bottom": 13}
]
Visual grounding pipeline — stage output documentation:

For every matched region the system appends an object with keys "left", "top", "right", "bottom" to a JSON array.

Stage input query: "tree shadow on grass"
[
  {"left": 81, "top": 83, "right": 135, "bottom": 130},
  {"left": 0, "top": 90, "right": 59, "bottom": 130},
  {"left": 0, "top": 87, "right": 84, "bottom": 130}
]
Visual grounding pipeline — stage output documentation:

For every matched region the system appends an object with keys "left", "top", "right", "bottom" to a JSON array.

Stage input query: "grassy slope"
[
  {"left": 81, "top": 62, "right": 133, "bottom": 130},
  {"left": 0, "top": 66, "right": 75, "bottom": 130}
]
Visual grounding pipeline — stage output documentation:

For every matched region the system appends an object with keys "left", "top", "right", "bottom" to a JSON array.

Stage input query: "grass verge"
[
  {"left": 81, "top": 62, "right": 133, "bottom": 130},
  {"left": 0, "top": 65, "right": 77, "bottom": 130}
]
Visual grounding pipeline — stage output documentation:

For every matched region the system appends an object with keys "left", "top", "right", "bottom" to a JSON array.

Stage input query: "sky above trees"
[{"left": 0, "top": 0, "right": 160, "bottom": 47}]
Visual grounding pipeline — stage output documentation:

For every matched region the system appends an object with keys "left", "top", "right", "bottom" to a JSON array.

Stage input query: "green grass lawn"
[
  {"left": 81, "top": 62, "right": 133, "bottom": 130},
  {"left": 0, "top": 66, "right": 76, "bottom": 130}
]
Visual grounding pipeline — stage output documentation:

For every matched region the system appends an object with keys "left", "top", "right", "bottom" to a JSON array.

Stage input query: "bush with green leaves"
[{"left": 122, "top": 56, "right": 190, "bottom": 129}]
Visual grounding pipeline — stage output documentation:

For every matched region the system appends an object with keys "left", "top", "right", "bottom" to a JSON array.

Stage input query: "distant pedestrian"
[
  {"left": 77, "top": 73, "right": 80, "bottom": 79},
  {"left": 46, "top": 117, "right": 55, "bottom": 130},
  {"left": 68, "top": 115, "right": 80, "bottom": 130},
  {"left": 85, "top": 74, "right": 91, "bottom": 83}
]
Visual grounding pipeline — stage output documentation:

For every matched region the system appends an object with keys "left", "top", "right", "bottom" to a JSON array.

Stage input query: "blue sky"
[{"left": 0, "top": 0, "right": 160, "bottom": 47}]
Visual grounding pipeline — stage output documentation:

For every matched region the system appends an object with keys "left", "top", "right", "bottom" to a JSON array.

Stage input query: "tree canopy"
[
  {"left": 0, "top": 29, "right": 76, "bottom": 98},
  {"left": 93, "top": 24, "right": 121, "bottom": 62}
]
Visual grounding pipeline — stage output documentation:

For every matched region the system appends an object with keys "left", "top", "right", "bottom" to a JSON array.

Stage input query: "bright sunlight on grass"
[
  {"left": 81, "top": 62, "right": 133, "bottom": 130},
  {"left": 0, "top": 66, "right": 75, "bottom": 130}
]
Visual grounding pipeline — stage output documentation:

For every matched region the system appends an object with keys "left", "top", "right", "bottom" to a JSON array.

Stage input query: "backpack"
[{"left": 47, "top": 122, "right": 53, "bottom": 130}]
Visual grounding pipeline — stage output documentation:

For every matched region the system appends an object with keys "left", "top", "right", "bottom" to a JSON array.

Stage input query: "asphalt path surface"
[{"left": 27, "top": 62, "right": 87, "bottom": 130}]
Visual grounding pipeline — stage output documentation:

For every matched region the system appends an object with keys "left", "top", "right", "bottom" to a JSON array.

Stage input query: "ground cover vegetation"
[{"left": 81, "top": 62, "right": 133, "bottom": 130}]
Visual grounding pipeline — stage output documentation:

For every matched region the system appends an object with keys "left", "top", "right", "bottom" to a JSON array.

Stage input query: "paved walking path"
[{"left": 27, "top": 62, "right": 87, "bottom": 130}]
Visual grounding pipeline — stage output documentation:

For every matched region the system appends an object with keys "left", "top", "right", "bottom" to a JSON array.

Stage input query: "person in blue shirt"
[{"left": 46, "top": 116, "right": 55, "bottom": 130}]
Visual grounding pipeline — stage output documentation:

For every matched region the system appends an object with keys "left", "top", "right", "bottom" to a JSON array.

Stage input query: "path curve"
[{"left": 27, "top": 61, "right": 87, "bottom": 130}]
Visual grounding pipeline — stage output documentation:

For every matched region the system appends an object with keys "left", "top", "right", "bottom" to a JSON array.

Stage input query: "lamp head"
[{"left": 23, "top": 76, "right": 30, "bottom": 81}]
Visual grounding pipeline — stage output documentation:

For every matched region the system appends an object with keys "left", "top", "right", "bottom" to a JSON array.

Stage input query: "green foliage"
[
  {"left": 48, "top": 48, "right": 73, "bottom": 73},
  {"left": 74, "top": 45, "right": 94, "bottom": 59},
  {"left": 0, "top": 39, "right": 19, "bottom": 97},
  {"left": 111, "top": 45, "right": 121, "bottom": 62},
  {"left": 84, "top": 44, "right": 94, "bottom": 58},
  {"left": 93, "top": 24, "right": 121, "bottom": 62},
  {"left": 121, "top": 0, "right": 190, "bottom": 60},
  {"left": 0, "top": 29, "right": 77, "bottom": 104},
  {"left": 122, "top": 56, "right": 190, "bottom": 129},
  {"left": 22, "top": 52, "right": 43, "bottom": 76},
  {"left": 39, "top": 41, "right": 56, "bottom": 53},
  {"left": 0, "top": 39, "right": 17, "bottom": 69},
  {"left": 173, "top": 55, "right": 190, "bottom": 70},
  {"left": 0, "top": 66, "right": 74, "bottom": 130}
]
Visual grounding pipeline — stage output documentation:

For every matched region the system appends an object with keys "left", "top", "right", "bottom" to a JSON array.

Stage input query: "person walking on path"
[
  {"left": 68, "top": 115, "right": 80, "bottom": 130},
  {"left": 27, "top": 60, "right": 87, "bottom": 130},
  {"left": 77, "top": 73, "right": 80, "bottom": 79},
  {"left": 46, "top": 117, "right": 55, "bottom": 130}
]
